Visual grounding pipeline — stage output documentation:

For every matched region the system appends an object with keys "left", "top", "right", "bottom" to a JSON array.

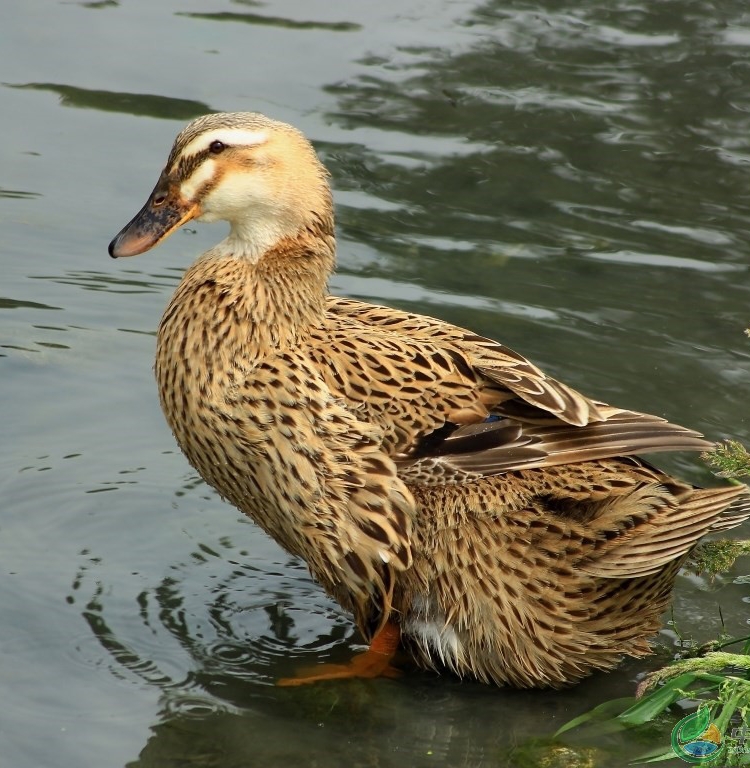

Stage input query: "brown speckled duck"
[{"left": 109, "top": 112, "right": 749, "bottom": 688}]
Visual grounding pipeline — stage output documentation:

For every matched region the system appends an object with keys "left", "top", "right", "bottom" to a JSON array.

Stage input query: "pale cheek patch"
[
  {"left": 182, "top": 127, "right": 268, "bottom": 159},
  {"left": 180, "top": 159, "right": 218, "bottom": 201}
]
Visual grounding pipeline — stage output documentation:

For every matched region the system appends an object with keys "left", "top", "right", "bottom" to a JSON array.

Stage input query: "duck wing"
[
  {"left": 326, "top": 296, "right": 601, "bottom": 426},
  {"left": 323, "top": 297, "right": 711, "bottom": 484}
]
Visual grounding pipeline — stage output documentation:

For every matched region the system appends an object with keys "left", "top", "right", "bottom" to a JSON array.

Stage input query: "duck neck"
[
  {"left": 251, "top": 234, "right": 335, "bottom": 345},
  {"left": 206, "top": 226, "right": 336, "bottom": 349}
]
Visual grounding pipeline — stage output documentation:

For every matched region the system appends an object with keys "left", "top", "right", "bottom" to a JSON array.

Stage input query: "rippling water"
[{"left": 2, "top": 1, "right": 750, "bottom": 766}]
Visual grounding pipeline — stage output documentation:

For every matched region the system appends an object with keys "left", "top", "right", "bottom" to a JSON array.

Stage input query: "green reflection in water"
[
  {"left": 0, "top": 297, "right": 61, "bottom": 311},
  {"left": 78, "top": 0, "right": 118, "bottom": 8},
  {"left": 5, "top": 82, "right": 212, "bottom": 120},
  {"left": 0, "top": 187, "right": 40, "bottom": 199},
  {"left": 177, "top": 11, "right": 360, "bottom": 32}
]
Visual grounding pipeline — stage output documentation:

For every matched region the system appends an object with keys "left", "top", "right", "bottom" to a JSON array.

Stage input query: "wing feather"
[{"left": 324, "top": 297, "right": 719, "bottom": 485}]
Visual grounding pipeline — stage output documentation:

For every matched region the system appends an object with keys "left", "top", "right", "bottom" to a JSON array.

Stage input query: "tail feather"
[
  {"left": 708, "top": 487, "right": 750, "bottom": 533},
  {"left": 580, "top": 483, "right": 750, "bottom": 579}
]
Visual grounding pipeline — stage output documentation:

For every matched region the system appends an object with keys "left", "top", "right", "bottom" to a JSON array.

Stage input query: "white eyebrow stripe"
[{"left": 181, "top": 128, "right": 268, "bottom": 159}]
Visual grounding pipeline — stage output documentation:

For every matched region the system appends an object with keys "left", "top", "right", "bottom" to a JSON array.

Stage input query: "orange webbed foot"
[{"left": 278, "top": 621, "right": 401, "bottom": 686}]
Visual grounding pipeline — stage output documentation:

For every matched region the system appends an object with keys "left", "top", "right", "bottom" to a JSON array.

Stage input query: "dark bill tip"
[{"left": 108, "top": 181, "right": 198, "bottom": 259}]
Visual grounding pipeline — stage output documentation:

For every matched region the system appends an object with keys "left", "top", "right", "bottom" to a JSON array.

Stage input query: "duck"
[{"left": 109, "top": 112, "right": 750, "bottom": 688}]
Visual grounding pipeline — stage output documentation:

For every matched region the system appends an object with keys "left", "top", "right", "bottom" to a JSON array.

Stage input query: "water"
[{"left": 2, "top": 1, "right": 750, "bottom": 766}]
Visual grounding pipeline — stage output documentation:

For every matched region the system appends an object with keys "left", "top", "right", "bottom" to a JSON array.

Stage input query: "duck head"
[{"left": 108, "top": 112, "right": 332, "bottom": 261}]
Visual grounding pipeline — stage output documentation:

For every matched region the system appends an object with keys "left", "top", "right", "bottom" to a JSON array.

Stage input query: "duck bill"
[{"left": 108, "top": 172, "right": 199, "bottom": 258}]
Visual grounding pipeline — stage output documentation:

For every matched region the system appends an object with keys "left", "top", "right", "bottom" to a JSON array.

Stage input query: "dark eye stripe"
[{"left": 175, "top": 143, "right": 225, "bottom": 178}]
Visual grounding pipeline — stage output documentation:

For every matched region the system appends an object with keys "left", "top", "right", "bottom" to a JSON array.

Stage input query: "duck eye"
[{"left": 209, "top": 140, "right": 226, "bottom": 154}]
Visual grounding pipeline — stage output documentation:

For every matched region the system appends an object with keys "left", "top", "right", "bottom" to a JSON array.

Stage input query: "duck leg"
[{"left": 277, "top": 621, "right": 402, "bottom": 686}]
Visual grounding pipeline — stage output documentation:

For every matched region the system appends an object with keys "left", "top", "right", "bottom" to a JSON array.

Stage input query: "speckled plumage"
[{"left": 110, "top": 112, "right": 750, "bottom": 688}]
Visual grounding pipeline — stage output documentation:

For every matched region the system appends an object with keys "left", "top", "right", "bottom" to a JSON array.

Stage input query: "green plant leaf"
[
  {"left": 554, "top": 697, "right": 636, "bottom": 736},
  {"left": 617, "top": 674, "right": 702, "bottom": 726}
]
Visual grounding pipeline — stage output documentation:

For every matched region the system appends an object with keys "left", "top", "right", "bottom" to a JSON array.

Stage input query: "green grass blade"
[
  {"left": 554, "top": 697, "right": 636, "bottom": 736},
  {"left": 617, "top": 674, "right": 701, "bottom": 726}
]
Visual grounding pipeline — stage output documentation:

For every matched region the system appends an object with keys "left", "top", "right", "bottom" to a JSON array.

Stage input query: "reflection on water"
[
  {"left": 0, "top": 187, "right": 40, "bottom": 199},
  {"left": 2, "top": 0, "right": 750, "bottom": 767},
  {"left": 178, "top": 10, "right": 361, "bottom": 32},
  {"left": 8, "top": 83, "right": 212, "bottom": 120},
  {"left": 30, "top": 268, "right": 179, "bottom": 294},
  {"left": 73, "top": 537, "right": 622, "bottom": 768}
]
